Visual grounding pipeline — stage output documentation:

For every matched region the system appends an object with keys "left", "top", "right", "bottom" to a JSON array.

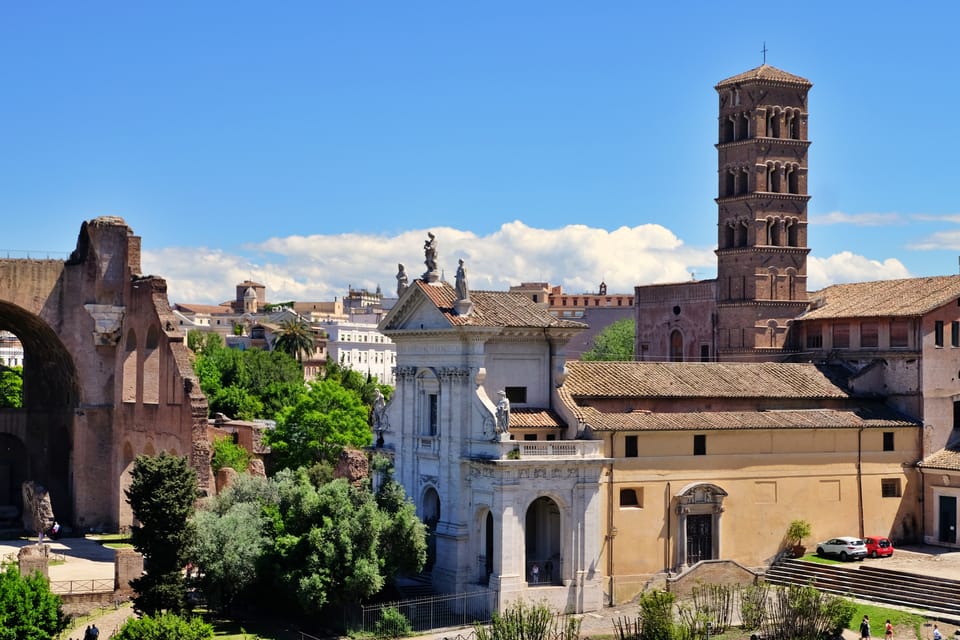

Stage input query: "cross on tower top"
[{"left": 761, "top": 42, "right": 768, "bottom": 64}]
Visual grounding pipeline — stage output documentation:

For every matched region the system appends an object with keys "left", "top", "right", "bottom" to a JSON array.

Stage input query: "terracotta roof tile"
[
  {"left": 801, "top": 275, "right": 960, "bottom": 320},
  {"left": 175, "top": 302, "right": 234, "bottom": 315},
  {"left": 579, "top": 405, "right": 918, "bottom": 432},
  {"left": 510, "top": 408, "right": 565, "bottom": 429},
  {"left": 715, "top": 64, "right": 812, "bottom": 89},
  {"left": 921, "top": 447, "right": 960, "bottom": 471},
  {"left": 414, "top": 280, "right": 586, "bottom": 329},
  {"left": 562, "top": 361, "right": 857, "bottom": 400}
]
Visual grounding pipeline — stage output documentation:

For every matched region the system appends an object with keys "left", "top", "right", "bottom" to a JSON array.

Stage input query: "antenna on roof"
[{"left": 761, "top": 42, "right": 768, "bottom": 64}]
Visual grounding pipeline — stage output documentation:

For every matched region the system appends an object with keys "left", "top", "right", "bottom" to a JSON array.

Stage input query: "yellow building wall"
[{"left": 600, "top": 426, "right": 921, "bottom": 604}]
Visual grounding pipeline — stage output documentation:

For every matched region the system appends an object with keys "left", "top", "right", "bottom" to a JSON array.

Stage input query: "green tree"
[
  {"left": 375, "top": 479, "right": 428, "bottom": 577},
  {"left": 0, "top": 564, "right": 66, "bottom": 640},
  {"left": 186, "top": 330, "right": 223, "bottom": 355},
  {"left": 113, "top": 612, "right": 213, "bottom": 640},
  {"left": 187, "top": 475, "right": 277, "bottom": 612},
  {"left": 0, "top": 366, "right": 23, "bottom": 409},
  {"left": 581, "top": 318, "right": 635, "bottom": 361},
  {"left": 264, "top": 471, "right": 418, "bottom": 614},
  {"left": 211, "top": 436, "right": 253, "bottom": 475},
  {"left": 267, "top": 378, "right": 371, "bottom": 470},
  {"left": 126, "top": 453, "right": 199, "bottom": 615},
  {"left": 209, "top": 384, "right": 264, "bottom": 421},
  {"left": 273, "top": 319, "right": 315, "bottom": 363}
]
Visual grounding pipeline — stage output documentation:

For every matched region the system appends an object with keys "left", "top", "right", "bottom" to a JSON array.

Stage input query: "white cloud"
[
  {"left": 811, "top": 211, "right": 903, "bottom": 226},
  {"left": 907, "top": 230, "right": 960, "bottom": 251},
  {"left": 807, "top": 252, "right": 910, "bottom": 290},
  {"left": 144, "top": 222, "right": 717, "bottom": 305},
  {"left": 144, "top": 222, "right": 918, "bottom": 306}
]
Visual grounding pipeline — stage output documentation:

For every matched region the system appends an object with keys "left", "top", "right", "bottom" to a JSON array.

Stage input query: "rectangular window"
[
  {"left": 625, "top": 435, "right": 638, "bottom": 458},
  {"left": 619, "top": 488, "right": 643, "bottom": 508},
  {"left": 700, "top": 344, "right": 710, "bottom": 362},
  {"left": 953, "top": 321, "right": 959, "bottom": 347},
  {"left": 523, "top": 434, "right": 537, "bottom": 441},
  {"left": 806, "top": 327, "right": 823, "bottom": 349},
  {"left": 428, "top": 394, "right": 438, "bottom": 436},
  {"left": 861, "top": 322, "right": 879, "bottom": 348},
  {"left": 832, "top": 323, "right": 850, "bottom": 348},
  {"left": 505, "top": 387, "right": 527, "bottom": 403},
  {"left": 693, "top": 434, "right": 706, "bottom": 456},
  {"left": 890, "top": 321, "right": 909, "bottom": 348},
  {"left": 546, "top": 434, "right": 556, "bottom": 441},
  {"left": 881, "top": 478, "right": 902, "bottom": 498},
  {"left": 883, "top": 432, "right": 894, "bottom": 452},
  {"left": 936, "top": 321, "right": 945, "bottom": 347}
]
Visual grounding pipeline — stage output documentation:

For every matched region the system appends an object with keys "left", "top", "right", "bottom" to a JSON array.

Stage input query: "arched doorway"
[
  {"left": 422, "top": 487, "right": 441, "bottom": 571},
  {"left": 525, "top": 496, "right": 561, "bottom": 585},
  {"left": 670, "top": 330, "right": 684, "bottom": 362},
  {"left": 0, "top": 302, "right": 79, "bottom": 527},
  {"left": 675, "top": 483, "right": 727, "bottom": 569}
]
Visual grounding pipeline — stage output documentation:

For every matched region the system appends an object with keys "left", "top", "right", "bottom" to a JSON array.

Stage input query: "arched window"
[
  {"left": 122, "top": 329, "right": 137, "bottom": 403},
  {"left": 143, "top": 325, "right": 160, "bottom": 404}
]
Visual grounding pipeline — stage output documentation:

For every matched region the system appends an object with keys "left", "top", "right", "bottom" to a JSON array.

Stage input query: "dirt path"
[{"left": 60, "top": 603, "right": 137, "bottom": 640}]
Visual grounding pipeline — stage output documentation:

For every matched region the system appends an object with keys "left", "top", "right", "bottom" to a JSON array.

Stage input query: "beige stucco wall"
[{"left": 599, "top": 425, "right": 921, "bottom": 604}]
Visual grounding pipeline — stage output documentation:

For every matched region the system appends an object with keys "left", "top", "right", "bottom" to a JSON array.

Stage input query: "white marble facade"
[{"left": 378, "top": 280, "right": 606, "bottom": 613}]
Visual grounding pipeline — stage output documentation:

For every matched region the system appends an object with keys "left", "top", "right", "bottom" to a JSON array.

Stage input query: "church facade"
[{"left": 379, "top": 64, "right": 960, "bottom": 612}]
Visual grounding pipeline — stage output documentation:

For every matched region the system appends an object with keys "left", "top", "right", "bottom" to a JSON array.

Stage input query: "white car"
[{"left": 816, "top": 536, "right": 867, "bottom": 561}]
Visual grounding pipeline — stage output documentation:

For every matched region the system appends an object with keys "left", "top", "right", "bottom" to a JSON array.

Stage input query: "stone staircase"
[{"left": 765, "top": 558, "right": 960, "bottom": 621}]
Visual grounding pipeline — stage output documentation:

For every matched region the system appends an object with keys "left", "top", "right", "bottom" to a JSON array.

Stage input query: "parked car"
[
  {"left": 816, "top": 536, "right": 868, "bottom": 561},
  {"left": 863, "top": 536, "right": 894, "bottom": 558}
]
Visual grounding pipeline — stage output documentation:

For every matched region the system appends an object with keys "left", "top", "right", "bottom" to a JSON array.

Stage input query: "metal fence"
[
  {"left": 361, "top": 590, "right": 494, "bottom": 635},
  {"left": 49, "top": 579, "right": 115, "bottom": 595}
]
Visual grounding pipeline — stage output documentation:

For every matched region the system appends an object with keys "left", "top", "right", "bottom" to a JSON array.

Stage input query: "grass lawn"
[{"left": 205, "top": 615, "right": 306, "bottom": 640}]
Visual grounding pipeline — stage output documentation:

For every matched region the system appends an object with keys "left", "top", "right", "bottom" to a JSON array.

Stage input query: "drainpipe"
[
  {"left": 857, "top": 426, "right": 865, "bottom": 538},
  {"left": 665, "top": 481, "right": 671, "bottom": 570},
  {"left": 606, "top": 451, "right": 615, "bottom": 605}
]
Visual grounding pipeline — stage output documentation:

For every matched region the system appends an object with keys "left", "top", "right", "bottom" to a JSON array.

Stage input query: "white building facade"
[{"left": 379, "top": 280, "right": 606, "bottom": 614}]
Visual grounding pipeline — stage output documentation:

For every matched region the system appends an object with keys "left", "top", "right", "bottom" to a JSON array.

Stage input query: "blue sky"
[{"left": 2, "top": 2, "right": 958, "bottom": 304}]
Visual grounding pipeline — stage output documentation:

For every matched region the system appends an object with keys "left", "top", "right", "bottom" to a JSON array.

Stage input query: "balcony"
[{"left": 471, "top": 438, "right": 604, "bottom": 461}]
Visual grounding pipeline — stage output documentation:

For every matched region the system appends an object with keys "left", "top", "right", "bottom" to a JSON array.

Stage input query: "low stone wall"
[
  {"left": 666, "top": 560, "right": 760, "bottom": 597},
  {"left": 60, "top": 590, "right": 131, "bottom": 617}
]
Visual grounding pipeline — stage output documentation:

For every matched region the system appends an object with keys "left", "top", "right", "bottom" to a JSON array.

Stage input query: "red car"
[{"left": 863, "top": 536, "right": 894, "bottom": 558}]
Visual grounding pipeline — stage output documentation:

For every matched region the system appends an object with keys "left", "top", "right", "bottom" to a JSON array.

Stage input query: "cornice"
[
  {"left": 716, "top": 138, "right": 811, "bottom": 151},
  {"left": 715, "top": 246, "right": 811, "bottom": 256},
  {"left": 715, "top": 192, "right": 811, "bottom": 205}
]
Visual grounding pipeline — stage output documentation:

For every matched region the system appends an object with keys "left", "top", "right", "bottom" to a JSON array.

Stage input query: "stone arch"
[
  {"left": 122, "top": 329, "right": 137, "bottom": 403},
  {"left": 422, "top": 485, "right": 441, "bottom": 570},
  {"left": 118, "top": 441, "right": 136, "bottom": 532},
  {"left": 0, "top": 300, "right": 80, "bottom": 526},
  {"left": 674, "top": 482, "right": 728, "bottom": 570},
  {"left": 143, "top": 325, "right": 160, "bottom": 404},
  {"left": 475, "top": 506, "right": 494, "bottom": 586},
  {"left": 524, "top": 495, "right": 563, "bottom": 585}
]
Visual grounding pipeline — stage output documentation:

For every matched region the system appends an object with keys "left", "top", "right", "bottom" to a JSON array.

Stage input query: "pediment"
[{"left": 379, "top": 285, "right": 452, "bottom": 332}]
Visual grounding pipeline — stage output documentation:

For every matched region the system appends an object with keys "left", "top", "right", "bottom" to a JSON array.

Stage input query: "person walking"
[
  {"left": 860, "top": 615, "right": 871, "bottom": 640},
  {"left": 933, "top": 625, "right": 942, "bottom": 640},
  {"left": 885, "top": 620, "right": 893, "bottom": 639}
]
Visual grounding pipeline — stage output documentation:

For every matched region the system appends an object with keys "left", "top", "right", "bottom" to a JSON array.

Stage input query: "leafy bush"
[
  {"left": 211, "top": 436, "right": 252, "bottom": 474},
  {"left": 475, "top": 600, "right": 579, "bottom": 640},
  {"left": 374, "top": 606, "right": 412, "bottom": 638},
  {"left": 0, "top": 565, "right": 66, "bottom": 640},
  {"left": 638, "top": 590, "right": 676, "bottom": 640},
  {"left": 113, "top": 612, "right": 214, "bottom": 640}
]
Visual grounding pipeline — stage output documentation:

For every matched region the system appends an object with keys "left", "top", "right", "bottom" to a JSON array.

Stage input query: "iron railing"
[
  {"left": 49, "top": 579, "right": 115, "bottom": 595},
  {"left": 361, "top": 590, "right": 493, "bottom": 635}
]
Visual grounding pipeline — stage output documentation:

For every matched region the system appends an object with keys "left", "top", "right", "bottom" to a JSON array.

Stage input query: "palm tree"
[{"left": 273, "top": 318, "right": 316, "bottom": 363}]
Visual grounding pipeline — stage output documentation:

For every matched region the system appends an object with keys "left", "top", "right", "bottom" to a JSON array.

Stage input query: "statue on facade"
[
  {"left": 423, "top": 232, "right": 438, "bottom": 276},
  {"left": 495, "top": 390, "right": 510, "bottom": 434},
  {"left": 396, "top": 263, "right": 409, "bottom": 297},
  {"left": 372, "top": 388, "right": 388, "bottom": 446},
  {"left": 455, "top": 259, "right": 470, "bottom": 301}
]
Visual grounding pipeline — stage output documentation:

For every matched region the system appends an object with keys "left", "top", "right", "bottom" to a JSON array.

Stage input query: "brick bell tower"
[{"left": 713, "top": 65, "right": 812, "bottom": 360}]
